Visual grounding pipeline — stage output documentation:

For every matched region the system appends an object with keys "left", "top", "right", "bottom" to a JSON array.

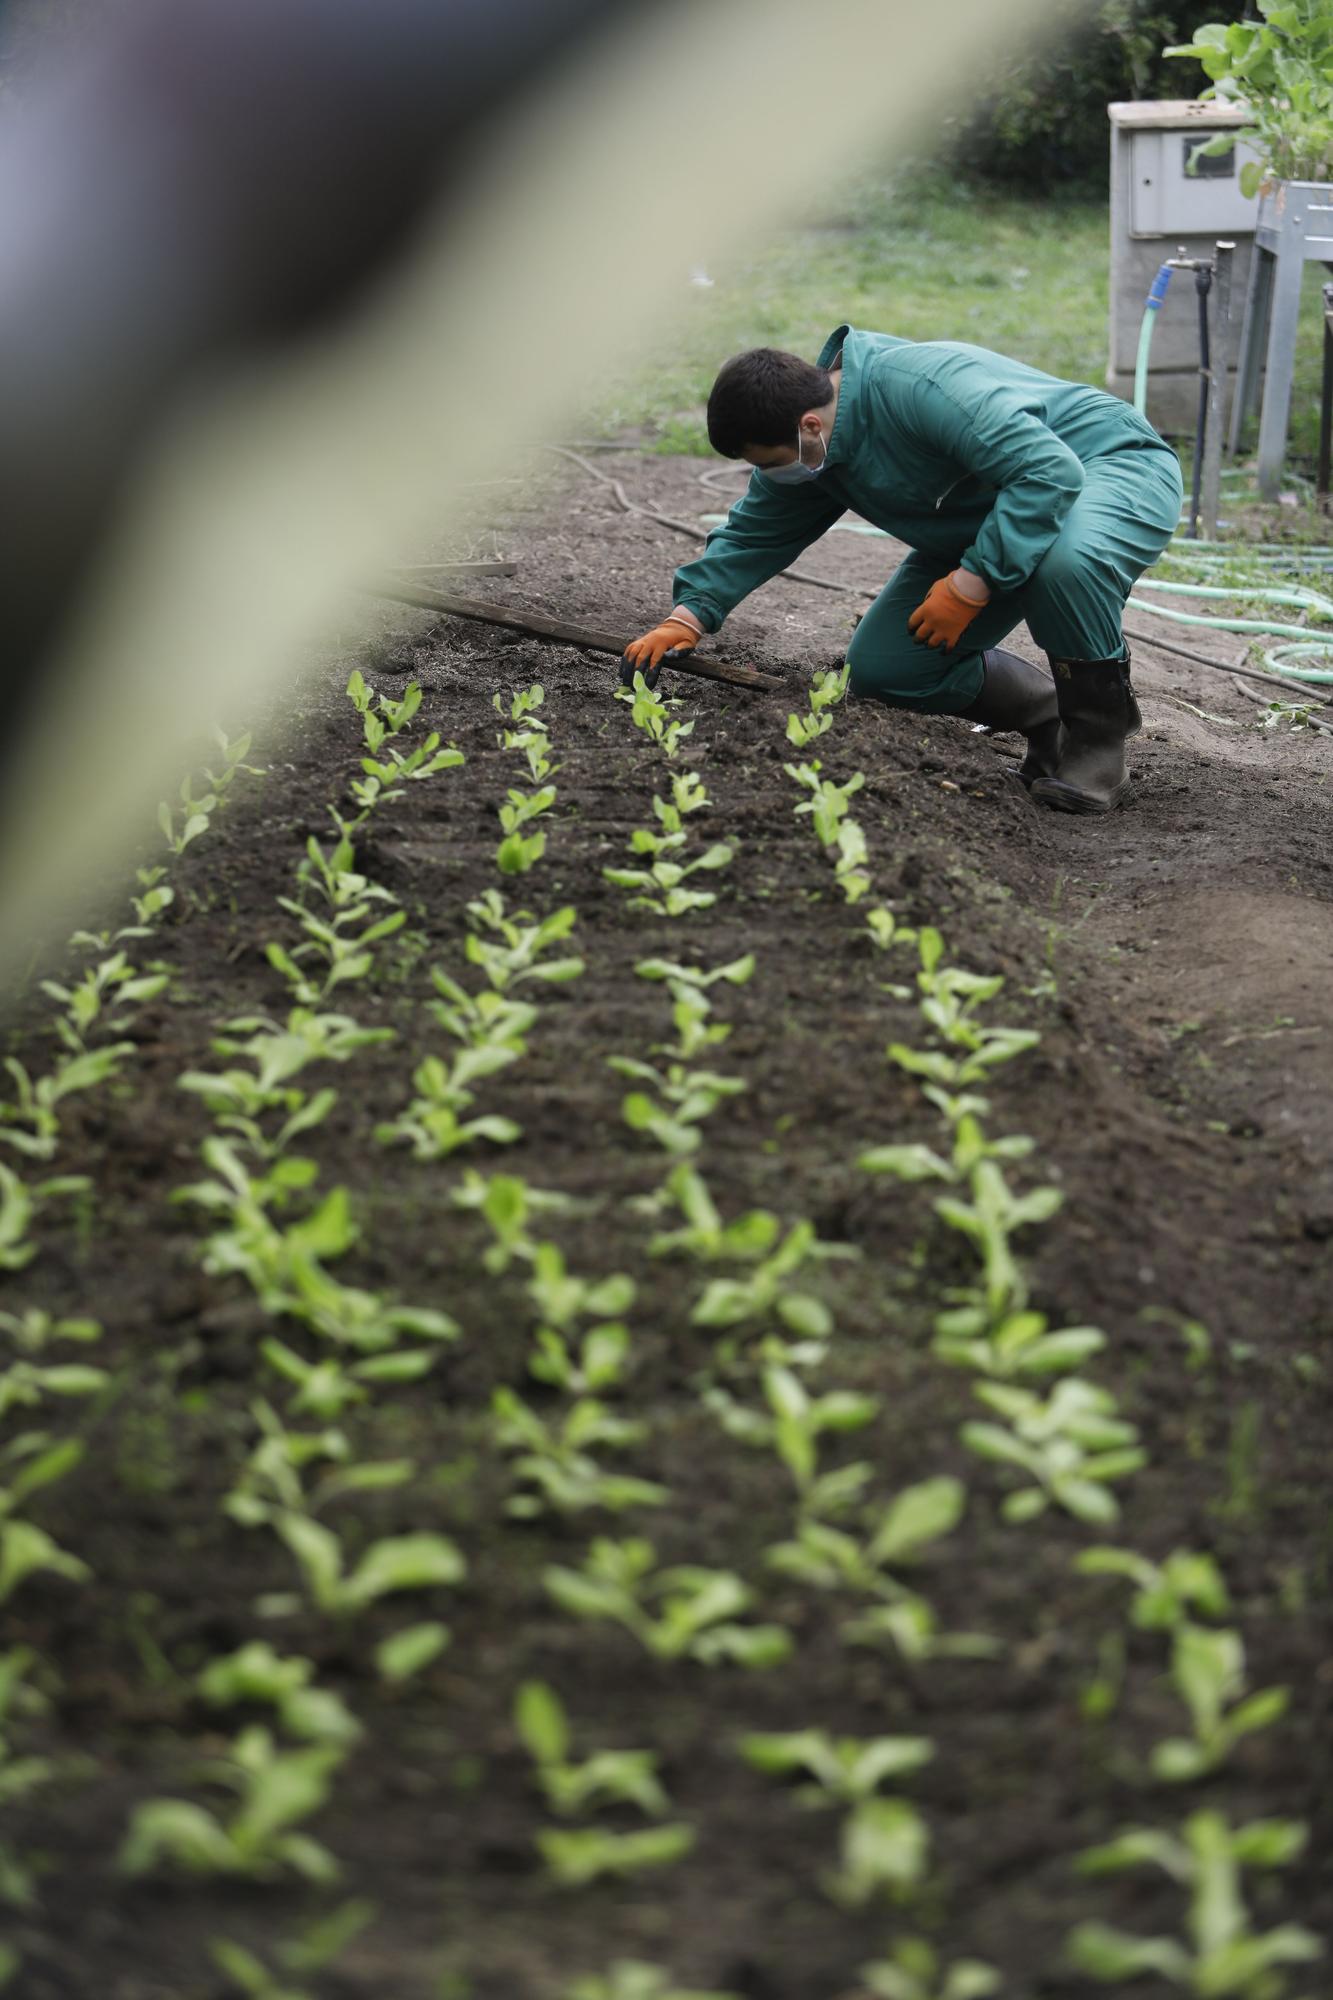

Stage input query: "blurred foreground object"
[{"left": 0, "top": 0, "right": 1078, "bottom": 962}]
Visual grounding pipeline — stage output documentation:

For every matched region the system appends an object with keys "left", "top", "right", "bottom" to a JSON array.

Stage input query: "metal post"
[
  {"left": 1201, "top": 240, "right": 1233, "bottom": 539},
  {"left": 1312, "top": 286, "right": 1320, "bottom": 512}
]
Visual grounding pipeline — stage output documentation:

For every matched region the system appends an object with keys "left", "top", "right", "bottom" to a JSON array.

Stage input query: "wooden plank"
[
  {"left": 388, "top": 559, "right": 517, "bottom": 578},
  {"left": 363, "top": 580, "right": 786, "bottom": 691}
]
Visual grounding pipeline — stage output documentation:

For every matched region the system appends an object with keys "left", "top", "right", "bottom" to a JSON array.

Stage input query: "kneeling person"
[{"left": 623, "top": 327, "right": 1183, "bottom": 816}]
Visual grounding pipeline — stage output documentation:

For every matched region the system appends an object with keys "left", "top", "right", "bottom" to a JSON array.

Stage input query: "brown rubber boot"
[
  {"left": 958, "top": 648, "right": 1061, "bottom": 786},
  {"left": 1029, "top": 650, "right": 1142, "bottom": 815}
]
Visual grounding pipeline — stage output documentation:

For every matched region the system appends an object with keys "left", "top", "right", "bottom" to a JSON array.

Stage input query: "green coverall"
[{"left": 672, "top": 324, "right": 1184, "bottom": 712}]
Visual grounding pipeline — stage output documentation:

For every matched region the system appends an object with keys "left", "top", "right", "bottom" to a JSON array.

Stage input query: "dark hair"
[{"left": 706, "top": 347, "right": 834, "bottom": 458}]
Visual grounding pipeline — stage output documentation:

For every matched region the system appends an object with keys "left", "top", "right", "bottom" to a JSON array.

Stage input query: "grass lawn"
[{"left": 592, "top": 168, "right": 1327, "bottom": 470}]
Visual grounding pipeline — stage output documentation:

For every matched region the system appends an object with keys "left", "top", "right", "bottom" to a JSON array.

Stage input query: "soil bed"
[{"left": 7, "top": 449, "right": 1333, "bottom": 2000}]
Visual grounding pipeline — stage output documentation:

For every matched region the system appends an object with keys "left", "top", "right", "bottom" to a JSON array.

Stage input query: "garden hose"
[
  {"left": 1133, "top": 263, "right": 1174, "bottom": 418},
  {"left": 1130, "top": 540, "right": 1333, "bottom": 684}
]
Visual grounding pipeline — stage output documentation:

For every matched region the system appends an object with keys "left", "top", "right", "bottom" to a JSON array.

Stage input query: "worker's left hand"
[{"left": 908, "top": 568, "right": 990, "bottom": 651}]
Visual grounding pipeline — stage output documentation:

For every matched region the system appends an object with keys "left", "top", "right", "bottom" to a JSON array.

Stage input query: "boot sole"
[{"left": 1028, "top": 776, "right": 1130, "bottom": 816}]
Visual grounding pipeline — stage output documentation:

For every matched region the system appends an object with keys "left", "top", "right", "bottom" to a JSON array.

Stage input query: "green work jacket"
[{"left": 672, "top": 324, "right": 1165, "bottom": 631}]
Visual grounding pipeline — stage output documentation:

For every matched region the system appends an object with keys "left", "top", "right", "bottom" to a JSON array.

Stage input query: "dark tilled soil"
[{"left": 7, "top": 449, "right": 1333, "bottom": 2000}]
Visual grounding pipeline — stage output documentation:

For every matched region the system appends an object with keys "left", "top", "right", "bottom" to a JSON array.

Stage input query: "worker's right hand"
[{"left": 621, "top": 612, "right": 701, "bottom": 686}]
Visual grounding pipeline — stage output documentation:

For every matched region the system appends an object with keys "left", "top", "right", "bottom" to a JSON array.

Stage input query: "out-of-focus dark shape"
[{"left": 0, "top": 0, "right": 624, "bottom": 700}]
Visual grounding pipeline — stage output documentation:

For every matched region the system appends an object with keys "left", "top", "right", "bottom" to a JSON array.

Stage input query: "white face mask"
[{"left": 761, "top": 423, "right": 828, "bottom": 485}]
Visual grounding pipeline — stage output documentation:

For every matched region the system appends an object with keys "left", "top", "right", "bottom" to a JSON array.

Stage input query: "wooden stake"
[{"left": 363, "top": 580, "right": 786, "bottom": 692}]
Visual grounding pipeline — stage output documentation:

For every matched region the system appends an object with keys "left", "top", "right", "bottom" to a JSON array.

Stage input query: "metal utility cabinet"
[{"left": 1108, "top": 100, "right": 1261, "bottom": 429}]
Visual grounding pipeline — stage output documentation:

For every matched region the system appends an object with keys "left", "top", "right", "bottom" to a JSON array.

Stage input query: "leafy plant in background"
[
  {"left": 40, "top": 948, "right": 168, "bottom": 1053},
  {"left": 634, "top": 953, "right": 756, "bottom": 1063},
  {"left": 268, "top": 837, "right": 405, "bottom": 1006},
  {"left": 786, "top": 665, "right": 851, "bottom": 748},
  {"left": 158, "top": 773, "right": 218, "bottom": 856},
  {"left": 209, "top": 1900, "right": 374, "bottom": 2000},
  {"left": 374, "top": 1048, "right": 522, "bottom": 1161},
  {"left": 544, "top": 1537, "right": 792, "bottom": 1667},
  {"left": 493, "top": 1387, "right": 669, "bottom": 1517},
  {"left": 604, "top": 837, "right": 734, "bottom": 919},
  {"left": 617, "top": 674, "right": 696, "bottom": 759},
  {"left": 198, "top": 1643, "right": 361, "bottom": 1749},
  {"left": 764, "top": 1478, "right": 994, "bottom": 1663},
  {"left": 0, "top": 1164, "right": 89, "bottom": 1271},
  {"left": 267, "top": 1512, "right": 466, "bottom": 1620},
  {"left": 1068, "top": 1811, "right": 1321, "bottom": 1994},
  {"left": 563, "top": 1964, "right": 739, "bottom": 2000},
  {"left": 857, "top": 1937, "right": 1001, "bottom": 2000},
  {"left": 1075, "top": 1544, "right": 1232, "bottom": 1630},
  {"left": 691, "top": 1218, "right": 856, "bottom": 1349},
  {"left": 180, "top": 1008, "right": 392, "bottom": 1163},
  {"left": 450, "top": 1168, "right": 575, "bottom": 1274},
  {"left": 0, "top": 1310, "right": 105, "bottom": 1420},
  {"left": 704, "top": 1363, "right": 879, "bottom": 1514},
  {"left": 1150, "top": 1623, "right": 1289, "bottom": 1783},
  {"left": 739, "top": 1729, "right": 934, "bottom": 1907},
  {"left": 644, "top": 1164, "right": 783, "bottom": 1264},
  {"left": 962, "top": 1377, "right": 1147, "bottom": 1523},
  {"left": 0, "top": 1645, "right": 56, "bottom": 1913},
  {"left": 515, "top": 1680, "right": 670, "bottom": 1818},
  {"left": 465, "top": 892, "right": 585, "bottom": 991},
  {"left": 0, "top": 1434, "right": 90, "bottom": 1606},
  {"left": 1167, "top": 1, "right": 1333, "bottom": 192},
  {"left": 119, "top": 1727, "right": 346, "bottom": 1885},
  {"left": 537, "top": 1822, "right": 696, "bottom": 1889}
]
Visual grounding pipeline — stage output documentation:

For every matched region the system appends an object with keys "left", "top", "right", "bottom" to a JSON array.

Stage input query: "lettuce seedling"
[
  {"left": 530, "top": 1322, "right": 631, "bottom": 1395},
  {"left": 537, "top": 1823, "right": 695, "bottom": 1888},
  {"left": 0, "top": 1309, "right": 105, "bottom": 1420},
  {"left": 764, "top": 1480, "right": 993, "bottom": 1661},
  {"left": 692, "top": 1220, "right": 856, "bottom": 1345},
  {"left": 931, "top": 1307, "right": 1106, "bottom": 1380},
  {"left": 564, "top": 1964, "right": 739, "bottom": 2000},
  {"left": 198, "top": 1643, "right": 361, "bottom": 1748},
  {"left": 615, "top": 1058, "right": 745, "bottom": 1157},
  {"left": 465, "top": 893, "right": 585, "bottom": 990},
  {"left": 1150, "top": 1624, "right": 1288, "bottom": 1783},
  {"left": 0, "top": 1164, "right": 88, "bottom": 1272},
  {"left": 785, "top": 665, "right": 851, "bottom": 749},
  {"left": 515, "top": 1680, "right": 670, "bottom": 1818},
  {"left": 428, "top": 972, "right": 538, "bottom": 1054},
  {"left": 0, "top": 1645, "right": 55, "bottom": 1913},
  {"left": 493, "top": 1388, "right": 668, "bottom": 1518},
  {"left": 935, "top": 1161, "right": 1064, "bottom": 1326},
  {"left": 0, "top": 1434, "right": 90, "bottom": 1605},
  {"left": 604, "top": 843, "right": 734, "bottom": 918},
  {"left": 450, "top": 1169, "right": 575, "bottom": 1273},
  {"left": 645, "top": 1165, "right": 780, "bottom": 1263},
  {"left": 784, "top": 760, "right": 865, "bottom": 846},
  {"left": 41, "top": 949, "right": 168, "bottom": 1050},
  {"left": 158, "top": 776, "right": 218, "bottom": 855},
  {"left": 527, "top": 1242, "right": 634, "bottom": 1334},
  {"left": 739, "top": 1729, "right": 933, "bottom": 1907},
  {"left": 224, "top": 1400, "right": 411, "bottom": 1529},
  {"left": 261, "top": 1335, "right": 437, "bottom": 1420},
  {"left": 706, "top": 1365, "right": 878, "bottom": 1512},
  {"left": 375, "top": 1051, "right": 522, "bottom": 1160},
  {"left": 271, "top": 1513, "right": 466, "bottom": 1619},
  {"left": 0, "top": 1045, "right": 137, "bottom": 1163},
  {"left": 1075, "top": 1545, "right": 1231, "bottom": 1631},
  {"left": 120, "top": 1726, "right": 345, "bottom": 1884},
  {"left": 1068, "top": 1810, "right": 1320, "bottom": 1995},
  {"left": 857, "top": 1938, "right": 1000, "bottom": 2000},
  {"left": 544, "top": 1538, "right": 792, "bottom": 1667},
  {"left": 962, "top": 1378, "right": 1146, "bottom": 1524},
  {"left": 350, "top": 732, "right": 464, "bottom": 822},
  {"left": 209, "top": 1900, "right": 374, "bottom": 2000},
  {"left": 494, "top": 683, "right": 546, "bottom": 726},
  {"left": 616, "top": 675, "right": 696, "bottom": 759},
  {"left": 833, "top": 817, "right": 873, "bottom": 903}
]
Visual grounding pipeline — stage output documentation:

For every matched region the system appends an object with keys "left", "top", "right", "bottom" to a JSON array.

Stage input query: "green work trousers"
[{"left": 845, "top": 440, "right": 1184, "bottom": 713}]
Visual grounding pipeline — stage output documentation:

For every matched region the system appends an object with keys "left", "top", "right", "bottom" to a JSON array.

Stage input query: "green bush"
[{"left": 943, "top": 0, "right": 1251, "bottom": 187}]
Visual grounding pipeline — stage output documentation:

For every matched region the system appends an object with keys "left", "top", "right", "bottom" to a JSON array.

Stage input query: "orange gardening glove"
[
  {"left": 907, "top": 571, "right": 988, "bottom": 652},
  {"left": 622, "top": 613, "right": 701, "bottom": 686}
]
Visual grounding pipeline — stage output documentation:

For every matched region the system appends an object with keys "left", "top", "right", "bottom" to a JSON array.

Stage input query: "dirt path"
[{"left": 9, "top": 448, "right": 1333, "bottom": 1998}]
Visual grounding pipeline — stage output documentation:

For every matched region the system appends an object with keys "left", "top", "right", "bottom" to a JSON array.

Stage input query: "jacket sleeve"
[
  {"left": 891, "top": 357, "right": 1085, "bottom": 594},
  {"left": 671, "top": 472, "right": 845, "bottom": 632}
]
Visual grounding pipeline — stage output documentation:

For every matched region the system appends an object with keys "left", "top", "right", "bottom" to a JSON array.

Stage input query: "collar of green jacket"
[{"left": 817, "top": 321, "right": 910, "bottom": 471}]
